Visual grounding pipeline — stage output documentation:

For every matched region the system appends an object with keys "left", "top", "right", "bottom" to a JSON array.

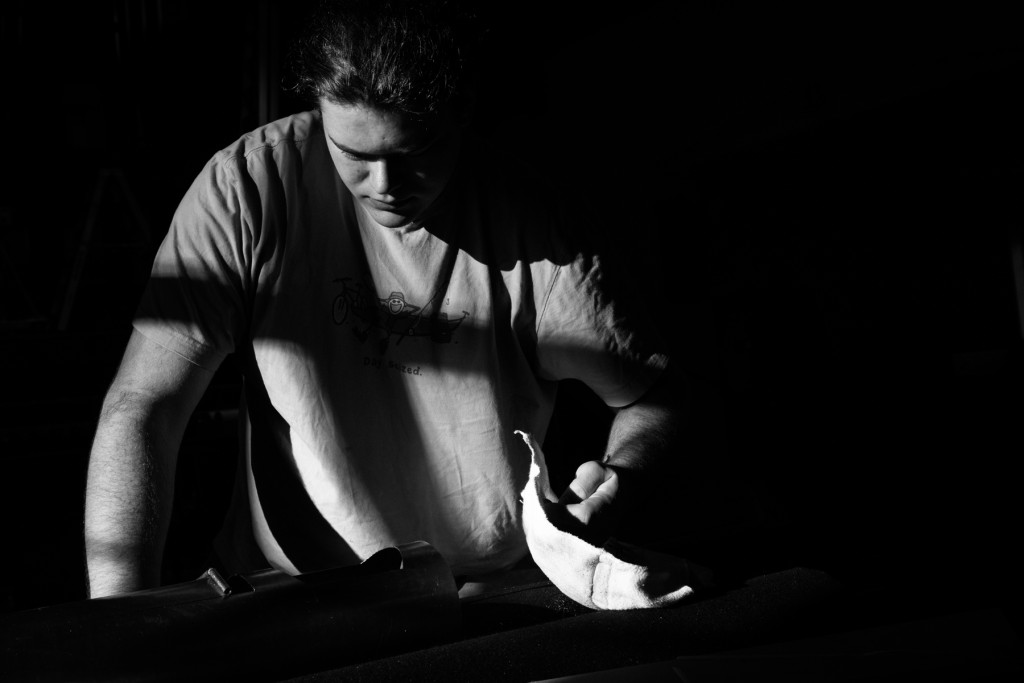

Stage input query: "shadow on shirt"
[{"left": 137, "top": 264, "right": 673, "bottom": 580}]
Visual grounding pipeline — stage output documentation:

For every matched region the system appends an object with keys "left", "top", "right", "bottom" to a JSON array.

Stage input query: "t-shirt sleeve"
[
  {"left": 534, "top": 250, "right": 669, "bottom": 408},
  {"left": 133, "top": 152, "right": 252, "bottom": 370}
]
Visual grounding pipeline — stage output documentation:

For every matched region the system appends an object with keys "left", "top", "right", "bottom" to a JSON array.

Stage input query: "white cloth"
[{"left": 518, "top": 431, "right": 709, "bottom": 610}]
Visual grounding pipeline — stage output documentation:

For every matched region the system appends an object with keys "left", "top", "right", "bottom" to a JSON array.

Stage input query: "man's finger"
[
  {"left": 558, "top": 461, "right": 611, "bottom": 506},
  {"left": 564, "top": 473, "right": 619, "bottom": 526}
]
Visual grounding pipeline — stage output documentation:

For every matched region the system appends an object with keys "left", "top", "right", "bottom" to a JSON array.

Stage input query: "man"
[{"left": 84, "top": 0, "right": 683, "bottom": 598}]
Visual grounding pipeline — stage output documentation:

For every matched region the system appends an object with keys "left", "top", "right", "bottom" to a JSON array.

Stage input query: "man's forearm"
[
  {"left": 603, "top": 369, "right": 685, "bottom": 474},
  {"left": 84, "top": 392, "right": 180, "bottom": 598},
  {"left": 559, "top": 369, "right": 686, "bottom": 535}
]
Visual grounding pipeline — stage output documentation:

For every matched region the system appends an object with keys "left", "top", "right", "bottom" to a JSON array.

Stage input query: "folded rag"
[{"left": 517, "top": 430, "right": 710, "bottom": 610}]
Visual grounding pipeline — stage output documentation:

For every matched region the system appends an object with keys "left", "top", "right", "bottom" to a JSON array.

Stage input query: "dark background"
[{"left": 0, "top": 0, "right": 1021, "bottom": 633}]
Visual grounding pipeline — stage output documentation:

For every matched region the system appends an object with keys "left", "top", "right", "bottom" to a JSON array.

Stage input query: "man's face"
[{"left": 320, "top": 99, "right": 461, "bottom": 228}]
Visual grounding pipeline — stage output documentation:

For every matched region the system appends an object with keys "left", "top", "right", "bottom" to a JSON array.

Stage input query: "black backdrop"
[{"left": 1, "top": 1, "right": 1021, "bottom": 625}]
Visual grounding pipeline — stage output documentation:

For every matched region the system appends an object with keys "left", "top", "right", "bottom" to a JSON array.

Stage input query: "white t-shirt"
[{"left": 135, "top": 111, "right": 668, "bottom": 578}]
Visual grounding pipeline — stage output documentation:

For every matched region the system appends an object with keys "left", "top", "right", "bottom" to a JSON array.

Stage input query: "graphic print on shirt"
[{"left": 331, "top": 277, "right": 469, "bottom": 353}]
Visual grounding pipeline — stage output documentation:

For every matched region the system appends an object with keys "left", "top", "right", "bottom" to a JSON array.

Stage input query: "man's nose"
[{"left": 368, "top": 159, "right": 397, "bottom": 196}]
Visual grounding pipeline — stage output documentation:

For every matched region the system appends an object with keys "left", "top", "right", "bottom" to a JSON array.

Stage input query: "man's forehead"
[{"left": 321, "top": 99, "right": 446, "bottom": 155}]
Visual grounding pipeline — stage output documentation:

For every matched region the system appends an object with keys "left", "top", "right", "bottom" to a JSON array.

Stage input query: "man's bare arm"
[
  {"left": 84, "top": 329, "right": 217, "bottom": 597},
  {"left": 561, "top": 365, "right": 686, "bottom": 531},
  {"left": 604, "top": 365, "right": 684, "bottom": 473}
]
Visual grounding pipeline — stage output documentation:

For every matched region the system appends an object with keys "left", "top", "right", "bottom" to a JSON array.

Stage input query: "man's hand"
[
  {"left": 559, "top": 461, "right": 619, "bottom": 526},
  {"left": 552, "top": 461, "right": 633, "bottom": 545},
  {"left": 550, "top": 364, "right": 685, "bottom": 544}
]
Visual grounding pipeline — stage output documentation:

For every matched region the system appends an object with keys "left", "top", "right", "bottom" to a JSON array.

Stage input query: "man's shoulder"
[
  {"left": 215, "top": 110, "right": 323, "bottom": 163},
  {"left": 461, "top": 133, "right": 530, "bottom": 187},
  {"left": 457, "top": 132, "right": 598, "bottom": 260},
  {"left": 459, "top": 134, "right": 561, "bottom": 218}
]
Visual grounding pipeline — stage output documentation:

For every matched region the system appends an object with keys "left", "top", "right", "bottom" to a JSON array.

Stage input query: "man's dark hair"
[{"left": 288, "top": 0, "right": 483, "bottom": 119}]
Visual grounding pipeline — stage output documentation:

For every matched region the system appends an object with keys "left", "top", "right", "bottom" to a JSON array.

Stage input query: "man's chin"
[{"left": 363, "top": 205, "right": 418, "bottom": 229}]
